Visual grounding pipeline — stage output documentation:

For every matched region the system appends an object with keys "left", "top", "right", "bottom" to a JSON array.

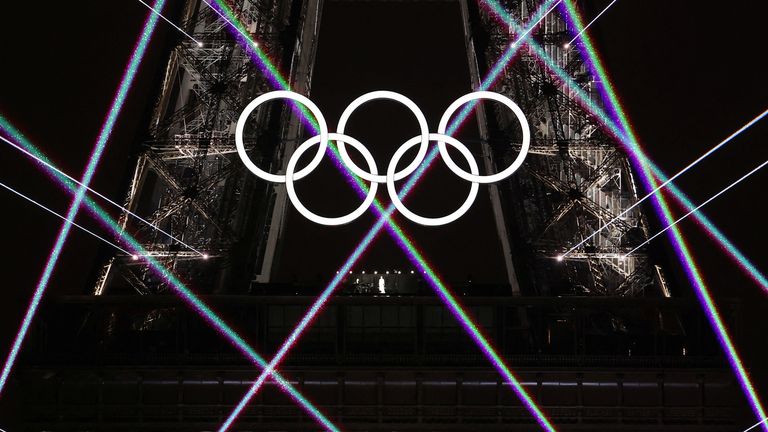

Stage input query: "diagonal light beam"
[
  {"left": 0, "top": 180, "right": 132, "bottom": 255},
  {"left": 479, "top": 0, "right": 768, "bottom": 293},
  {"left": 559, "top": 0, "right": 767, "bottom": 424},
  {"left": 217, "top": 1, "right": 561, "bottom": 430},
  {"left": 624, "top": 159, "right": 768, "bottom": 258},
  {"left": 0, "top": 0, "right": 168, "bottom": 394},
  {"left": 0, "top": 120, "right": 341, "bottom": 430},
  {"left": 565, "top": 0, "right": 618, "bottom": 46},
  {"left": 563, "top": 107, "right": 768, "bottom": 257},
  {"left": 137, "top": 0, "right": 203, "bottom": 46},
  {"left": 0, "top": 134, "right": 206, "bottom": 256}
]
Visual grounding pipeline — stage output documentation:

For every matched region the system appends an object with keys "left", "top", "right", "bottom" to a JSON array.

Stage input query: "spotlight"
[
  {"left": 556, "top": 255, "right": 564, "bottom": 262},
  {"left": 197, "top": 41, "right": 204, "bottom": 48},
  {"left": 563, "top": 43, "right": 570, "bottom": 49},
  {"left": 131, "top": 254, "right": 139, "bottom": 261},
  {"left": 202, "top": 253, "right": 210, "bottom": 260}
]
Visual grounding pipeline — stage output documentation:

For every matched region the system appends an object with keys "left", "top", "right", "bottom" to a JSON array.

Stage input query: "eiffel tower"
[{"left": 7, "top": 0, "right": 753, "bottom": 430}]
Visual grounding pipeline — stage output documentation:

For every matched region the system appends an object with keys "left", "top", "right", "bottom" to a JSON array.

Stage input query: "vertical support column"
[
  {"left": 255, "top": 0, "right": 325, "bottom": 283},
  {"left": 458, "top": 0, "right": 520, "bottom": 293}
]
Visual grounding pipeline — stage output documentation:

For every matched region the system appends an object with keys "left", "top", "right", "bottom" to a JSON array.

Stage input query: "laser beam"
[
  {"left": 560, "top": 0, "right": 767, "bottom": 425},
  {"left": 565, "top": 0, "right": 618, "bottom": 46},
  {"left": 563, "top": 107, "right": 768, "bottom": 257},
  {"left": 624, "top": 159, "right": 768, "bottom": 258},
  {"left": 217, "top": 1, "right": 561, "bottom": 429},
  {"left": 0, "top": 120, "right": 340, "bottom": 430},
  {"left": 0, "top": 0, "right": 167, "bottom": 394},
  {"left": 478, "top": 0, "right": 768, "bottom": 296},
  {"left": 0, "top": 180, "right": 131, "bottom": 255},
  {"left": 0, "top": 134, "right": 206, "bottom": 257},
  {"left": 136, "top": 0, "right": 203, "bottom": 46},
  {"left": 745, "top": 418, "right": 768, "bottom": 432}
]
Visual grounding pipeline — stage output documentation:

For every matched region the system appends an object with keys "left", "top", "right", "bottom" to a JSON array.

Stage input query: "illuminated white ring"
[
  {"left": 236, "top": 90, "right": 328, "bottom": 183},
  {"left": 286, "top": 133, "right": 378, "bottom": 226},
  {"left": 387, "top": 133, "right": 479, "bottom": 226},
  {"left": 437, "top": 91, "right": 530, "bottom": 184},
  {"left": 337, "top": 91, "right": 429, "bottom": 183}
]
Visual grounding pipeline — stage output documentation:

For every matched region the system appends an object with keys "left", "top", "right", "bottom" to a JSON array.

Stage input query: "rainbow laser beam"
[
  {"left": 559, "top": 0, "right": 767, "bottom": 425},
  {"left": 479, "top": 0, "right": 768, "bottom": 293},
  {"left": 137, "top": 0, "right": 203, "bottom": 46},
  {"left": 624, "top": 159, "right": 768, "bottom": 258},
  {"left": 0, "top": 134, "right": 205, "bottom": 256},
  {"left": 0, "top": 0, "right": 167, "bottom": 394},
  {"left": 217, "top": 2, "right": 561, "bottom": 430},
  {"left": 0, "top": 180, "right": 132, "bottom": 255},
  {"left": 564, "top": 107, "right": 768, "bottom": 257},
  {"left": 0, "top": 122, "right": 340, "bottom": 430},
  {"left": 565, "top": 0, "right": 618, "bottom": 46}
]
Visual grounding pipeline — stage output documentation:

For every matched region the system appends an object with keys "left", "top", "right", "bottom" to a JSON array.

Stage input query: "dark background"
[{"left": 0, "top": 0, "right": 766, "bottom": 415}]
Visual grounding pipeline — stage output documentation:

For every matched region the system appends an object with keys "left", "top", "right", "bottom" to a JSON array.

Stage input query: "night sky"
[{"left": 0, "top": 0, "right": 766, "bottom": 414}]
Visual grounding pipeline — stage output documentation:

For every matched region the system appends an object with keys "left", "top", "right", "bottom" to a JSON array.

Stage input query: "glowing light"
[
  {"left": 202, "top": 253, "right": 210, "bottom": 260},
  {"left": 132, "top": 254, "right": 139, "bottom": 261},
  {"left": 479, "top": 0, "right": 768, "bottom": 298},
  {"left": 744, "top": 418, "right": 768, "bottom": 432},
  {"left": 0, "top": 134, "right": 205, "bottom": 256},
  {"left": 565, "top": 0, "right": 619, "bottom": 46},
  {"left": 0, "top": 0, "right": 167, "bottom": 395},
  {"left": 559, "top": 0, "right": 767, "bottom": 424},
  {"left": 0, "top": 122, "right": 339, "bottom": 430},
  {"left": 211, "top": 3, "right": 561, "bottom": 429},
  {"left": 556, "top": 255, "right": 564, "bottom": 262},
  {"left": 219, "top": 0, "right": 559, "bottom": 431},
  {"left": 477, "top": 0, "right": 768, "bottom": 293},
  {"left": 136, "top": 0, "right": 202, "bottom": 47},
  {"left": 0, "top": 180, "right": 131, "bottom": 255},
  {"left": 564, "top": 107, "right": 768, "bottom": 257},
  {"left": 625, "top": 159, "right": 768, "bottom": 258}
]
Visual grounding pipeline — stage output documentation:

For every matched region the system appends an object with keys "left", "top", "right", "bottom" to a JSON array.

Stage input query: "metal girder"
[{"left": 465, "top": 0, "right": 666, "bottom": 296}]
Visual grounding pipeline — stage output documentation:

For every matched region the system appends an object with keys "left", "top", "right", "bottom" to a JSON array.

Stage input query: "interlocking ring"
[
  {"left": 337, "top": 91, "right": 429, "bottom": 183},
  {"left": 286, "top": 133, "right": 378, "bottom": 226},
  {"left": 236, "top": 90, "right": 530, "bottom": 226},
  {"left": 235, "top": 91, "right": 328, "bottom": 183},
  {"left": 437, "top": 91, "right": 531, "bottom": 184},
  {"left": 387, "top": 134, "right": 479, "bottom": 226}
]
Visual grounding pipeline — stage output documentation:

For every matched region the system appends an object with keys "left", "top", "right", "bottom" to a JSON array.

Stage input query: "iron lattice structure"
[
  {"left": 460, "top": 0, "right": 670, "bottom": 297},
  {"left": 10, "top": 0, "right": 750, "bottom": 430},
  {"left": 94, "top": 0, "right": 323, "bottom": 297}
]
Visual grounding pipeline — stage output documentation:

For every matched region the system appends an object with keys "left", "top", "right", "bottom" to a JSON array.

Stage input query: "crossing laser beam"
[
  {"left": 218, "top": 2, "right": 561, "bottom": 430},
  {"left": 137, "top": 0, "right": 203, "bottom": 46},
  {"left": 566, "top": 0, "right": 618, "bottom": 46},
  {"left": 745, "top": 418, "right": 768, "bottom": 432},
  {"left": 0, "top": 121, "right": 340, "bottom": 430},
  {"left": 559, "top": 0, "right": 767, "bottom": 425},
  {"left": 564, "top": 107, "right": 768, "bottom": 257},
  {"left": 624, "top": 159, "right": 768, "bottom": 258},
  {"left": 0, "top": 134, "right": 206, "bottom": 257},
  {"left": 0, "top": 0, "right": 167, "bottom": 395},
  {"left": 0, "top": 180, "right": 131, "bottom": 255},
  {"left": 478, "top": 0, "right": 768, "bottom": 296}
]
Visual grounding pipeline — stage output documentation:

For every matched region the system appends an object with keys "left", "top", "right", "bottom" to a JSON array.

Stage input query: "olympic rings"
[
  {"left": 236, "top": 90, "right": 530, "bottom": 226},
  {"left": 236, "top": 91, "right": 329, "bottom": 183},
  {"left": 337, "top": 91, "right": 429, "bottom": 183},
  {"left": 437, "top": 91, "right": 531, "bottom": 184},
  {"left": 287, "top": 133, "right": 378, "bottom": 226},
  {"left": 387, "top": 134, "right": 479, "bottom": 226}
]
